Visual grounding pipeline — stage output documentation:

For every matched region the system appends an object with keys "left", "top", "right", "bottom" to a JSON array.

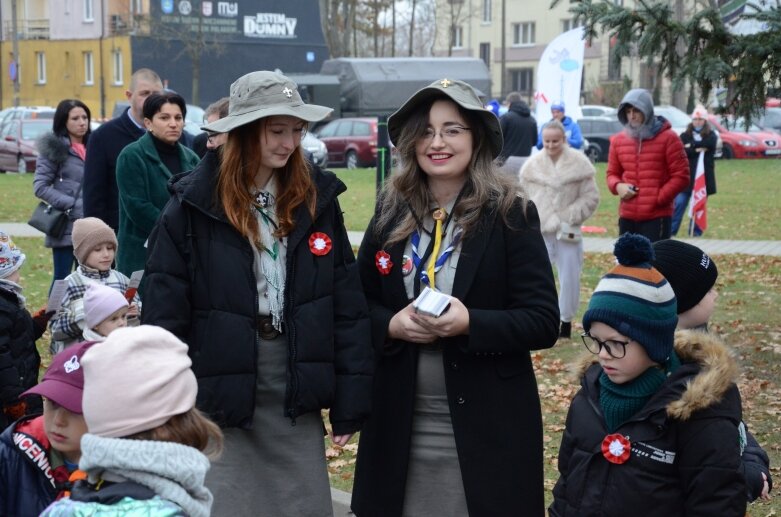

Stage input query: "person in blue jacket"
[
  {"left": 0, "top": 341, "right": 94, "bottom": 517},
  {"left": 536, "top": 101, "right": 583, "bottom": 150}
]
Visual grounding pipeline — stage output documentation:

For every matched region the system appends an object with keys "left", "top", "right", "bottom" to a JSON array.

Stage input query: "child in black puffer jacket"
[{"left": 0, "top": 232, "right": 49, "bottom": 430}]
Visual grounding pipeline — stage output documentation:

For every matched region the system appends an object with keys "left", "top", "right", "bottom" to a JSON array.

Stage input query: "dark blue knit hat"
[{"left": 583, "top": 234, "right": 678, "bottom": 363}]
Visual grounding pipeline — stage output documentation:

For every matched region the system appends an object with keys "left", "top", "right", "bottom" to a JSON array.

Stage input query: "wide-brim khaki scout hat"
[
  {"left": 388, "top": 78, "right": 503, "bottom": 159},
  {"left": 203, "top": 71, "right": 333, "bottom": 134}
]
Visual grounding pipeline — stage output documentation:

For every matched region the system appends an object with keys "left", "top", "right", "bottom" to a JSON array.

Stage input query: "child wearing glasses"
[{"left": 549, "top": 233, "right": 747, "bottom": 517}]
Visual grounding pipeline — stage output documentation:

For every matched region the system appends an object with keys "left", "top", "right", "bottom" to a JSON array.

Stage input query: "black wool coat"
[
  {"left": 351, "top": 198, "right": 560, "bottom": 517},
  {"left": 680, "top": 130, "right": 717, "bottom": 196},
  {"left": 141, "top": 153, "right": 373, "bottom": 434},
  {"left": 82, "top": 109, "right": 145, "bottom": 232}
]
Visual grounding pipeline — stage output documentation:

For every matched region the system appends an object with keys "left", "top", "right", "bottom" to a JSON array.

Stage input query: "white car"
[{"left": 653, "top": 105, "right": 723, "bottom": 159}]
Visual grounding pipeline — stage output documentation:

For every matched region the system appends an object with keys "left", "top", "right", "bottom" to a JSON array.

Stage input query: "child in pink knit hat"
[{"left": 81, "top": 282, "right": 130, "bottom": 341}]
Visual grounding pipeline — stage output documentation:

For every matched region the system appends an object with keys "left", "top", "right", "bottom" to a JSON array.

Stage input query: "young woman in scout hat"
[
  {"left": 351, "top": 78, "right": 560, "bottom": 516},
  {"left": 141, "top": 71, "right": 373, "bottom": 515}
]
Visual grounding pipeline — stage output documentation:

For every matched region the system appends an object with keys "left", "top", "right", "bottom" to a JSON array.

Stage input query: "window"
[
  {"left": 509, "top": 68, "right": 534, "bottom": 93},
  {"left": 132, "top": 0, "right": 143, "bottom": 14},
  {"left": 562, "top": 19, "right": 583, "bottom": 32},
  {"left": 335, "top": 122, "right": 353, "bottom": 137},
  {"left": 353, "top": 122, "right": 371, "bottom": 137},
  {"left": 512, "top": 22, "right": 535, "bottom": 46},
  {"left": 318, "top": 121, "right": 338, "bottom": 138},
  {"left": 112, "top": 49, "right": 123, "bottom": 85},
  {"left": 451, "top": 25, "right": 464, "bottom": 48},
  {"left": 482, "top": 0, "right": 492, "bottom": 22},
  {"left": 83, "top": 0, "right": 94, "bottom": 22},
  {"left": 84, "top": 52, "right": 94, "bottom": 85},
  {"left": 479, "top": 42, "right": 491, "bottom": 67},
  {"left": 36, "top": 52, "right": 46, "bottom": 84}
]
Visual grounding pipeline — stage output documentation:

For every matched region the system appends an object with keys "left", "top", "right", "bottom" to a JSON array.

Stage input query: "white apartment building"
[{"left": 433, "top": 0, "right": 683, "bottom": 108}]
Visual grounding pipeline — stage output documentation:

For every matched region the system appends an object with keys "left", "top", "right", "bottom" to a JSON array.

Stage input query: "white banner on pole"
[{"left": 533, "top": 28, "right": 587, "bottom": 124}]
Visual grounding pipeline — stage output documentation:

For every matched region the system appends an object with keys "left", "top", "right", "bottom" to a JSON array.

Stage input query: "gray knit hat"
[
  {"left": 72, "top": 217, "right": 118, "bottom": 265},
  {"left": 203, "top": 71, "right": 332, "bottom": 134},
  {"left": 388, "top": 78, "right": 503, "bottom": 159}
]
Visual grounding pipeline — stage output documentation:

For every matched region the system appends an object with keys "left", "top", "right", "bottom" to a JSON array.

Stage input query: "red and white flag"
[{"left": 688, "top": 152, "right": 708, "bottom": 233}]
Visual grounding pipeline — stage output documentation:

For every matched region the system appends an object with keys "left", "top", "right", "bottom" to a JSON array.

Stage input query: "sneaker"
[{"left": 559, "top": 321, "right": 571, "bottom": 339}]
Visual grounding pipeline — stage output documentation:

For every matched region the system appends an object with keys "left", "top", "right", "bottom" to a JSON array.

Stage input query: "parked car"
[
  {"left": 580, "top": 104, "right": 617, "bottom": 117},
  {"left": 0, "top": 119, "right": 50, "bottom": 173},
  {"left": 707, "top": 115, "right": 780, "bottom": 158},
  {"left": 302, "top": 132, "right": 328, "bottom": 168},
  {"left": 756, "top": 107, "right": 781, "bottom": 135},
  {"left": 315, "top": 117, "right": 378, "bottom": 168},
  {"left": 578, "top": 116, "right": 623, "bottom": 162},
  {"left": 0, "top": 106, "right": 54, "bottom": 132}
]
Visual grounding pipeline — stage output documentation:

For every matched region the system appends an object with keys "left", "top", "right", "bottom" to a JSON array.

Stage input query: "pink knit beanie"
[
  {"left": 72, "top": 217, "right": 118, "bottom": 265},
  {"left": 83, "top": 282, "right": 129, "bottom": 329},
  {"left": 81, "top": 325, "right": 198, "bottom": 438}
]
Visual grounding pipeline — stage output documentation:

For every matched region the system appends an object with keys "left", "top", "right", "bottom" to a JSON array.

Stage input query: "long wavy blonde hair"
[{"left": 375, "top": 95, "right": 523, "bottom": 247}]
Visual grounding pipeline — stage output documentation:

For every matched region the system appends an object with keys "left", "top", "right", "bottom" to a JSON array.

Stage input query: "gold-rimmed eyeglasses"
[{"left": 421, "top": 126, "right": 471, "bottom": 141}]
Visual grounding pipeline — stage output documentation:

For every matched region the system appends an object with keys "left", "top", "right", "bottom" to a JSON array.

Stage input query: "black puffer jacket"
[
  {"left": 142, "top": 152, "right": 373, "bottom": 434},
  {"left": 499, "top": 101, "right": 538, "bottom": 159},
  {"left": 550, "top": 330, "right": 747, "bottom": 517},
  {"left": 0, "top": 287, "right": 42, "bottom": 429}
]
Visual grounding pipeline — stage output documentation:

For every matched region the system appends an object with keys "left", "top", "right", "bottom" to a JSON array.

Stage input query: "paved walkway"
[
  {"left": 3, "top": 223, "right": 780, "bottom": 256},
  {"left": 347, "top": 231, "right": 781, "bottom": 256}
]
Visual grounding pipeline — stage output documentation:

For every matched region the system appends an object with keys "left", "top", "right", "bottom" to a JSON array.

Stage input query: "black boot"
[{"left": 559, "top": 321, "right": 572, "bottom": 339}]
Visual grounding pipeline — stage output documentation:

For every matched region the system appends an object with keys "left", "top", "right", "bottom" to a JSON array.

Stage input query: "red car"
[
  {"left": 707, "top": 115, "right": 780, "bottom": 159},
  {"left": 0, "top": 119, "right": 49, "bottom": 173},
  {"left": 315, "top": 117, "right": 378, "bottom": 169}
]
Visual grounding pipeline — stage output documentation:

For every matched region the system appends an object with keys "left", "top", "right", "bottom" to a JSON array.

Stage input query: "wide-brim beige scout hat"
[
  {"left": 203, "top": 71, "right": 333, "bottom": 133},
  {"left": 388, "top": 78, "right": 503, "bottom": 159}
]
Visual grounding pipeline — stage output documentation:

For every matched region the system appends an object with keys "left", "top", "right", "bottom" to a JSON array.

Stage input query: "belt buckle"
[{"left": 257, "top": 316, "right": 280, "bottom": 340}]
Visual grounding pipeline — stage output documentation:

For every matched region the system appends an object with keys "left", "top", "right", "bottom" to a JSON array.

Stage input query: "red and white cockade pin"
[
  {"left": 601, "top": 433, "right": 631, "bottom": 464},
  {"left": 401, "top": 255, "right": 414, "bottom": 276},
  {"left": 309, "top": 232, "right": 332, "bottom": 256},
  {"left": 375, "top": 250, "right": 393, "bottom": 275}
]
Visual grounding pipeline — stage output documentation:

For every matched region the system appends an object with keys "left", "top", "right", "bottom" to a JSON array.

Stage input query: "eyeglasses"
[
  {"left": 422, "top": 126, "right": 471, "bottom": 141},
  {"left": 581, "top": 333, "right": 630, "bottom": 358},
  {"left": 206, "top": 131, "right": 219, "bottom": 143}
]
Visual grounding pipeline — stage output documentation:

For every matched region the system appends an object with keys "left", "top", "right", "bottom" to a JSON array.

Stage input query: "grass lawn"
[{"left": 2, "top": 158, "right": 780, "bottom": 515}]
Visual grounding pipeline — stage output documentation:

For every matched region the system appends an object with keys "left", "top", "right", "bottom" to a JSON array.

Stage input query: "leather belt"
[{"left": 257, "top": 315, "right": 281, "bottom": 340}]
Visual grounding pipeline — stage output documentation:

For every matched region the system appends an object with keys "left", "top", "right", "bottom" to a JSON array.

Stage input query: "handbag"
[
  {"left": 557, "top": 222, "right": 582, "bottom": 243},
  {"left": 28, "top": 202, "right": 70, "bottom": 238},
  {"left": 27, "top": 169, "right": 85, "bottom": 239}
]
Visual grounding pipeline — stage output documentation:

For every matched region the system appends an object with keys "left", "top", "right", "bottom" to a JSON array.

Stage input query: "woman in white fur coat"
[{"left": 520, "top": 120, "right": 599, "bottom": 339}]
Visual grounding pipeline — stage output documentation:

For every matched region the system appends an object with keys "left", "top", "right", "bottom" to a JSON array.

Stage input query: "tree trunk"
[
  {"left": 391, "top": 0, "right": 396, "bottom": 57},
  {"left": 409, "top": 0, "right": 416, "bottom": 56}
]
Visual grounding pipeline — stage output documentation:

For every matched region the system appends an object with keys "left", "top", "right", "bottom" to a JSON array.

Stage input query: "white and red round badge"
[
  {"left": 601, "top": 433, "right": 631, "bottom": 464},
  {"left": 309, "top": 232, "right": 332, "bottom": 256},
  {"left": 401, "top": 255, "right": 414, "bottom": 276},
  {"left": 375, "top": 250, "right": 393, "bottom": 275}
]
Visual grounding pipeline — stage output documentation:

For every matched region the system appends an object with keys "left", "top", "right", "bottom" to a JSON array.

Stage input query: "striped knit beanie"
[{"left": 583, "top": 233, "right": 678, "bottom": 363}]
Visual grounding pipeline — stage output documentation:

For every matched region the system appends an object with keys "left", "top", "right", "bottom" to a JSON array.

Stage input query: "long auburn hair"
[
  {"left": 217, "top": 118, "right": 316, "bottom": 245},
  {"left": 127, "top": 408, "right": 224, "bottom": 460},
  {"left": 375, "top": 95, "right": 522, "bottom": 247}
]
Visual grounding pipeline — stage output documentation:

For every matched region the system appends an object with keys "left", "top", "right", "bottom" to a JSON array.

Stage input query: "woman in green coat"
[{"left": 115, "top": 92, "right": 199, "bottom": 276}]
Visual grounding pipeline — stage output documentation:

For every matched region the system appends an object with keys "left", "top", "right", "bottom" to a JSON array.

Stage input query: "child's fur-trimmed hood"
[{"left": 573, "top": 329, "right": 739, "bottom": 421}]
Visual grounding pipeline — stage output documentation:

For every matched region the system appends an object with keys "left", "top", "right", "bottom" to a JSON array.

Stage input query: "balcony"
[{"left": 3, "top": 19, "right": 50, "bottom": 40}]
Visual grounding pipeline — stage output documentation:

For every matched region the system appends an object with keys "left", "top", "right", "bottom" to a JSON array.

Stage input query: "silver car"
[{"left": 302, "top": 132, "right": 328, "bottom": 168}]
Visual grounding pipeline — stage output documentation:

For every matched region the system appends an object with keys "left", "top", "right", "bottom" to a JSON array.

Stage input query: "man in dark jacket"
[
  {"left": 498, "top": 92, "right": 537, "bottom": 177},
  {"left": 82, "top": 68, "right": 164, "bottom": 231}
]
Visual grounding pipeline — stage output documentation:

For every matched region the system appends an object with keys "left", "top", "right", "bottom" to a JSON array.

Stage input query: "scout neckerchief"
[
  {"left": 252, "top": 180, "right": 285, "bottom": 332},
  {"left": 409, "top": 188, "right": 465, "bottom": 295}
]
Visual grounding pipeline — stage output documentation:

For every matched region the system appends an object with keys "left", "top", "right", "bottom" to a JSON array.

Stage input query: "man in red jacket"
[{"left": 606, "top": 89, "right": 690, "bottom": 242}]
